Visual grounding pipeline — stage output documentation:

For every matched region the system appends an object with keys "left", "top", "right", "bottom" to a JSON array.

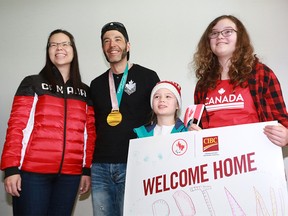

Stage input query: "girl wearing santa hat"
[{"left": 134, "top": 81, "right": 187, "bottom": 138}]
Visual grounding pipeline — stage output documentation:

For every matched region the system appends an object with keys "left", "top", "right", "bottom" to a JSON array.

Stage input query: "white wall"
[{"left": 0, "top": 0, "right": 287, "bottom": 215}]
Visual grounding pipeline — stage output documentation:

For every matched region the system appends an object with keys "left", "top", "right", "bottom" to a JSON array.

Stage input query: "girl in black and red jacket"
[{"left": 0, "top": 29, "right": 96, "bottom": 216}]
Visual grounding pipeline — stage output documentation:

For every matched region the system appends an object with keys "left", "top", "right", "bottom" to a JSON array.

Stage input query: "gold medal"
[{"left": 107, "top": 110, "right": 122, "bottom": 126}]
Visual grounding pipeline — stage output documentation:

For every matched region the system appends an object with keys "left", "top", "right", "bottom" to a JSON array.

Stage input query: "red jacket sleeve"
[
  {"left": 1, "top": 95, "right": 35, "bottom": 171},
  {"left": 82, "top": 104, "right": 96, "bottom": 174}
]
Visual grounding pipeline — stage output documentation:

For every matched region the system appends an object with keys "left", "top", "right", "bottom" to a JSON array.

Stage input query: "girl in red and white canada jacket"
[{"left": 0, "top": 29, "right": 96, "bottom": 216}]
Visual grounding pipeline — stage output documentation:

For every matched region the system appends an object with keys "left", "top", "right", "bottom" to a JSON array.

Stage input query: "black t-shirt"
[{"left": 90, "top": 64, "right": 160, "bottom": 163}]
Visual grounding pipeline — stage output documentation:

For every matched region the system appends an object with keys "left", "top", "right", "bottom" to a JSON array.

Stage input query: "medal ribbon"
[{"left": 108, "top": 63, "right": 129, "bottom": 111}]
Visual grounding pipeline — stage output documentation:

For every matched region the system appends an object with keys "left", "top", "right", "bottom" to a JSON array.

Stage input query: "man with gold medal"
[
  {"left": 106, "top": 63, "right": 129, "bottom": 127},
  {"left": 90, "top": 22, "right": 160, "bottom": 216}
]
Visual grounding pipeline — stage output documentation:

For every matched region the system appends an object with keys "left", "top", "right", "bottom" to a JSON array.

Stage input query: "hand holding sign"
[{"left": 184, "top": 104, "right": 205, "bottom": 128}]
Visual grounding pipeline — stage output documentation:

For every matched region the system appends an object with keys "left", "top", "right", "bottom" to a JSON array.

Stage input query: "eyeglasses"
[
  {"left": 48, "top": 41, "right": 72, "bottom": 48},
  {"left": 208, "top": 29, "right": 237, "bottom": 39}
]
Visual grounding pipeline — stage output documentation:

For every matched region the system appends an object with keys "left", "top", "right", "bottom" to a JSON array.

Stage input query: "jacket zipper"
[{"left": 58, "top": 83, "right": 67, "bottom": 175}]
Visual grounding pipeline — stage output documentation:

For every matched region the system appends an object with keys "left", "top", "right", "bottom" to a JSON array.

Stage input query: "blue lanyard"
[{"left": 116, "top": 63, "right": 128, "bottom": 106}]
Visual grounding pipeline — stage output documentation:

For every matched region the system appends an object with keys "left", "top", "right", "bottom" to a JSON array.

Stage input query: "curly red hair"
[{"left": 192, "top": 15, "right": 257, "bottom": 91}]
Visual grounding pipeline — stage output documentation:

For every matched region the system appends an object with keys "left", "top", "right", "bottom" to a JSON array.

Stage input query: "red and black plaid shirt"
[{"left": 194, "top": 62, "right": 288, "bottom": 129}]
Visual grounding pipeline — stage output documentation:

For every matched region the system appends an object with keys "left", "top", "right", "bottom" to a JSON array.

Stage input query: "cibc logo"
[{"left": 203, "top": 136, "right": 219, "bottom": 152}]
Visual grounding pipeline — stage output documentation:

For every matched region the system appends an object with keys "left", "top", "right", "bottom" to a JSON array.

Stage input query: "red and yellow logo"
[{"left": 203, "top": 136, "right": 219, "bottom": 152}]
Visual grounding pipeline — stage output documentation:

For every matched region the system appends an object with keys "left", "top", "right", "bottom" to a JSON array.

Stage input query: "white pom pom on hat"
[{"left": 150, "top": 80, "right": 182, "bottom": 109}]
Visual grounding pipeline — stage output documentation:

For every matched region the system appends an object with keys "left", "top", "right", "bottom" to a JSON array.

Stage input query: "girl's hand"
[
  {"left": 188, "top": 123, "right": 202, "bottom": 131},
  {"left": 4, "top": 174, "right": 21, "bottom": 197},
  {"left": 79, "top": 175, "right": 91, "bottom": 195},
  {"left": 264, "top": 123, "right": 288, "bottom": 147}
]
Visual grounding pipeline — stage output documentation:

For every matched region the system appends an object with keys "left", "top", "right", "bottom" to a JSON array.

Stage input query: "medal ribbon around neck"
[{"left": 107, "top": 63, "right": 129, "bottom": 126}]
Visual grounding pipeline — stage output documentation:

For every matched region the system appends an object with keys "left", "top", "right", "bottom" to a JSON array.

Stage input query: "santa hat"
[{"left": 150, "top": 80, "right": 182, "bottom": 109}]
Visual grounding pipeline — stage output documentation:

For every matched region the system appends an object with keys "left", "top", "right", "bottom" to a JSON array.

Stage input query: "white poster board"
[{"left": 124, "top": 121, "right": 288, "bottom": 215}]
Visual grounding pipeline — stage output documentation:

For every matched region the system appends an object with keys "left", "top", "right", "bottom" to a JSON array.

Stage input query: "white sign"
[{"left": 124, "top": 121, "right": 288, "bottom": 215}]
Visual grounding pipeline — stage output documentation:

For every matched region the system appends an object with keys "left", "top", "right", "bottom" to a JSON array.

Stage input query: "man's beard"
[{"left": 105, "top": 47, "right": 128, "bottom": 63}]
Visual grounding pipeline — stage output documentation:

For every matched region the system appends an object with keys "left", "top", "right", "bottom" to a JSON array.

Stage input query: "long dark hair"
[{"left": 39, "top": 29, "right": 83, "bottom": 90}]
